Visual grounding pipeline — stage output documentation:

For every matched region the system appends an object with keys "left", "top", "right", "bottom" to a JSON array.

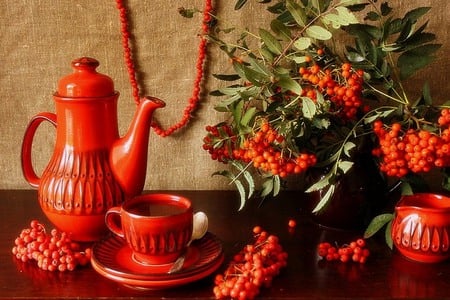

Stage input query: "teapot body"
[
  {"left": 37, "top": 94, "right": 124, "bottom": 241},
  {"left": 21, "top": 57, "right": 124, "bottom": 242},
  {"left": 21, "top": 57, "right": 165, "bottom": 241}
]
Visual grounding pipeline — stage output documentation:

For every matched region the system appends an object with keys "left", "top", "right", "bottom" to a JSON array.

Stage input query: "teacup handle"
[{"left": 105, "top": 207, "right": 124, "bottom": 238}]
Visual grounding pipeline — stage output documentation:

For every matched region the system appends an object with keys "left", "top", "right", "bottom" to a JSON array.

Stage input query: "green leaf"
[
  {"left": 397, "top": 19, "right": 413, "bottom": 43},
  {"left": 286, "top": 0, "right": 307, "bottom": 27},
  {"left": 306, "top": 172, "right": 333, "bottom": 192},
  {"left": 334, "top": 6, "right": 359, "bottom": 25},
  {"left": 388, "top": 18, "right": 403, "bottom": 35},
  {"left": 322, "top": 13, "right": 343, "bottom": 29},
  {"left": 400, "top": 32, "right": 437, "bottom": 52},
  {"left": 365, "top": 11, "right": 380, "bottom": 21},
  {"left": 277, "top": 76, "right": 303, "bottom": 95},
  {"left": 409, "top": 43, "right": 441, "bottom": 56},
  {"left": 400, "top": 181, "right": 414, "bottom": 195},
  {"left": 240, "top": 107, "right": 256, "bottom": 127},
  {"left": 273, "top": 175, "right": 281, "bottom": 196},
  {"left": 232, "top": 161, "right": 255, "bottom": 201},
  {"left": 233, "top": 61, "right": 269, "bottom": 86},
  {"left": 442, "top": 168, "right": 450, "bottom": 191},
  {"left": 422, "top": 82, "right": 432, "bottom": 105},
  {"left": 291, "top": 55, "right": 311, "bottom": 64},
  {"left": 385, "top": 220, "right": 393, "bottom": 249},
  {"left": 363, "top": 107, "right": 396, "bottom": 124},
  {"left": 232, "top": 100, "right": 244, "bottom": 129},
  {"left": 306, "top": 25, "right": 333, "bottom": 40},
  {"left": 404, "top": 7, "right": 431, "bottom": 24},
  {"left": 397, "top": 45, "right": 440, "bottom": 79},
  {"left": 346, "top": 24, "right": 382, "bottom": 39},
  {"left": 346, "top": 51, "right": 365, "bottom": 63},
  {"left": 338, "top": 0, "right": 364, "bottom": 6},
  {"left": 343, "top": 142, "right": 356, "bottom": 157},
  {"left": 338, "top": 160, "right": 353, "bottom": 173},
  {"left": 233, "top": 62, "right": 247, "bottom": 80},
  {"left": 380, "top": 2, "right": 392, "bottom": 16},
  {"left": 234, "top": 0, "right": 248, "bottom": 10},
  {"left": 212, "top": 170, "right": 247, "bottom": 210},
  {"left": 260, "top": 47, "right": 275, "bottom": 62},
  {"left": 259, "top": 28, "right": 283, "bottom": 55},
  {"left": 235, "top": 179, "right": 247, "bottom": 210},
  {"left": 301, "top": 97, "right": 317, "bottom": 119},
  {"left": 312, "top": 185, "right": 335, "bottom": 213},
  {"left": 261, "top": 177, "right": 274, "bottom": 198},
  {"left": 293, "top": 37, "right": 312, "bottom": 51},
  {"left": 218, "top": 86, "right": 246, "bottom": 96},
  {"left": 178, "top": 7, "right": 198, "bottom": 18},
  {"left": 270, "top": 19, "right": 291, "bottom": 40},
  {"left": 363, "top": 213, "right": 394, "bottom": 238},
  {"left": 313, "top": 117, "right": 331, "bottom": 129},
  {"left": 213, "top": 73, "right": 241, "bottom": 81},
  {"left": 249, "top": 57, "right": 270, "bottom": 76}
]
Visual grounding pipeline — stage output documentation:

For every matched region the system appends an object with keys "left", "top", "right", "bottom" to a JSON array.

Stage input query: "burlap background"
[{"left": 1, "top": 1, "right": 449, "bottom": 191}]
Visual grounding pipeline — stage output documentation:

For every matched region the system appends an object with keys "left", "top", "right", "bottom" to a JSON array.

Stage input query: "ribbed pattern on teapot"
[{"left": 38, "top": 148, "right": 124, "bottom": 215}]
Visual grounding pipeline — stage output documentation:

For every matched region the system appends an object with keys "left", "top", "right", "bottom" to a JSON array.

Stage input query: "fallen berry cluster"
[
  {"left": 12, "top": 220, "right": 91, "bottom": 272},
  {"left": 372, "top": 111, "right": 450, "bottom": 177},
  {"left": 317, "top": 238, "right": 369, "bottom": 264},
  {"left": 213, "top": 226, "right": 288, "bottom": 300}
]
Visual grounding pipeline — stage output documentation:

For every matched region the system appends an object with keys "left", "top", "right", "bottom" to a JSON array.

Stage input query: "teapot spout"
[{"left": 110, "top": 96, "right": 165, "bottom": 198}]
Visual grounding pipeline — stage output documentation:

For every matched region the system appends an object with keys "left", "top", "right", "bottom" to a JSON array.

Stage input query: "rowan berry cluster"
[
  {"left": 317, "top": 238, "right": 370, "bottom": 264},
  {"left": 203, "top": 121, "right": 317, "bottom": 178},
  {"left": 203, "top": 124, "right": 237, "bottom": 163},
  {"left": 299, "top": 61, "right": 366, "bottom": 120},
  {"left": 12, "top": 220, "right": 91, "bottom": 272},
  {"left": 238, "top": 122, "right": 317, "bottom": 178},
  {"left": 372, "top": 112, "right": 450, "bottom": 177},
  {"left": 213, "top": 226, "right": 288, "bottom": 300},
  {"left": 438, "top": 108, "right": 450, "bottom": 127}
]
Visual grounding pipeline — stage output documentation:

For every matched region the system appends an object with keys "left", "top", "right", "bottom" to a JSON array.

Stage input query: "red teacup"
[{"left": 105, "top": 193, "right": 193, "bottom": 265}]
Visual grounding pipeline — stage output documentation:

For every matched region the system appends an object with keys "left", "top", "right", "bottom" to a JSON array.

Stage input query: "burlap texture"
[{"left": 1, "top": 1, "right": 449, "bottom": 190}]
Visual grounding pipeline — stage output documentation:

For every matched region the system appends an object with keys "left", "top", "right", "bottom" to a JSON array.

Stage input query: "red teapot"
[{"left": 21, "top": 57, "right": 165, "bottom": 241}]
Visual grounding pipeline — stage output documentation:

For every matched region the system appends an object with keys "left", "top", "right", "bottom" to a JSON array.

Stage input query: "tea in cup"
[{"left": 105, "top": 193, "right": 193, "bottom": 265}]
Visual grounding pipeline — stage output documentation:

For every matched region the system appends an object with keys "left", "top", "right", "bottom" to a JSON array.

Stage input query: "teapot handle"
[{"left": 21, "top": 112, "right": 57, "bottom": 188}]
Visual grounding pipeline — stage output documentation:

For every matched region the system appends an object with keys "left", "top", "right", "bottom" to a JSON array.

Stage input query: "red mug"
[
  {"left": 105, "top": 193, "right": 193, "bottom": 265},
  {"left": 391, "top": 193, "right": 450, "bottom": 263}
]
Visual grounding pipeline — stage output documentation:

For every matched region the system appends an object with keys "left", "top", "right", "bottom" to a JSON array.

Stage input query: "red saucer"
[{"left": 91, "top": 232, "right": 224, "bottom": 289}]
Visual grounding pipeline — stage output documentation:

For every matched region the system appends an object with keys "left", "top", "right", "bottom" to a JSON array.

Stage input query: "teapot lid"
[{"left": 56, "top": 57, "right": 115, "bottom": 97}]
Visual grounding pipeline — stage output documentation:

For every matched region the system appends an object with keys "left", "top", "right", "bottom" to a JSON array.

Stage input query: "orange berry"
[{"left": 288, "top": 219, "right": 297, "bottom": 228}]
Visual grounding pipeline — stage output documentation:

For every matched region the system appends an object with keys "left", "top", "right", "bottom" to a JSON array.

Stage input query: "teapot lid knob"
[{"left": 56, "top": 57, "right": 115, "bottom": 98}]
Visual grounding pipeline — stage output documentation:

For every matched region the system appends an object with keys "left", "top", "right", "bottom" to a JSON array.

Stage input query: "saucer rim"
[
  {"left": 90, "top": 232, "right": 223, "bottom": 286},
  {"left": 91, "top": 252, "right": 224, "bottom": 290}
]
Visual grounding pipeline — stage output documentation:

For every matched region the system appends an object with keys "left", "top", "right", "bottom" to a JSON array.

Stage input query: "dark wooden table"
[{"left": 1, "top": 189, "right": 450, "bottom": 299}]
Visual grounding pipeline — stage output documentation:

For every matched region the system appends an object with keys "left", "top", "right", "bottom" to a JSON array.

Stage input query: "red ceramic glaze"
[
  {"left": 391, "top": 193, "right": 450, "bottom": 263},
  {"left": 105, "top": 193, "right": 193, "bottom": 265},
  {"left": 20, "top": 57, "right": 165, "bottom": 241},
  {"left": 91, "top": 232, "right": 224, "bottom": 289}
]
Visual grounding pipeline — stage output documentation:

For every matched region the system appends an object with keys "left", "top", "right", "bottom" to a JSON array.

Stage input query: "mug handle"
[
  {"left": 21, "top": 112, "right": 57, "bottom": 188},
  {"left": 105, "top": 207, "right": 124, "bottom": 238}
]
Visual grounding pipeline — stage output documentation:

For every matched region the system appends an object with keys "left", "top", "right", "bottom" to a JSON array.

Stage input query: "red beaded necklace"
[{"left": 115, "top": 0, "right": 213, "bottom": 137}]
